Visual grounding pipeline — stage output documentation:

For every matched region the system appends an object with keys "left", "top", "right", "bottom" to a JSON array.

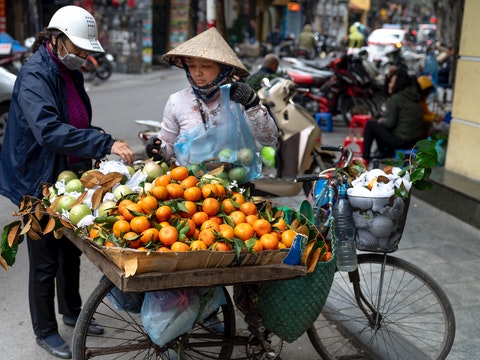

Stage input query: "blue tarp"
[{"left": 0, "top": 33, "right": 27, "bottom": 53}]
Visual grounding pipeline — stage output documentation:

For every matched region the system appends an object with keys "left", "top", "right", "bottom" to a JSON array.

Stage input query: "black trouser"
[
  {"left": 362, "top": 120, "right": 416, "bottom": 161},
  {"left": 27, "top": 216, "right": 82, "bottom": 338}
]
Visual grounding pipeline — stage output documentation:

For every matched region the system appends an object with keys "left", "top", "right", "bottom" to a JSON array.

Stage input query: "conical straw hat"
[{"left": 163, "top": 27, "right": 250, "bottom": 77}]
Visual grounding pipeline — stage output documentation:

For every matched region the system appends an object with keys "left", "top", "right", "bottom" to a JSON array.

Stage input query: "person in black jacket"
[
  {"left": 247, "top": 53, "right": 280, "bottom": 91},
  {"left": 0, "top": 6, "right": 134, "bottom": 359}
]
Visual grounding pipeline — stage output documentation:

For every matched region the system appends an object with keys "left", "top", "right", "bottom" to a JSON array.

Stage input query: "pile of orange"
[{"left": 88, "top": 165, "right": 297, "bottom": 253}]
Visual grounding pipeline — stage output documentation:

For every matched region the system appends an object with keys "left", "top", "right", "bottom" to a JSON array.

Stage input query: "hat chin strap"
[{"left": 182, "top": 60, "right": 233, "bottom": 101}]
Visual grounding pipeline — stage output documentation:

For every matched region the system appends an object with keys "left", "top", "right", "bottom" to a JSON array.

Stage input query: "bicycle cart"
[{"left": 66, "top": 226, "right": 331, "bottom": 360}]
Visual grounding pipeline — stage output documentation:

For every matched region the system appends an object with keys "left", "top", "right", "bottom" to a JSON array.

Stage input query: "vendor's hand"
[
  {"left": 111, "top": 140, "right": 134, "bottom": 164},
  {"left": 145, "top": 136, "right": 164, "bottom": 161},
  {"left": 230, "top": 82, "right": 260, "bottom": 109}
]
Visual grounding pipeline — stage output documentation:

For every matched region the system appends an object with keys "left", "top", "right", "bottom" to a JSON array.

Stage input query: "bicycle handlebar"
[{"left": 296, "top": 145, "right": 354, "bottom": 183}]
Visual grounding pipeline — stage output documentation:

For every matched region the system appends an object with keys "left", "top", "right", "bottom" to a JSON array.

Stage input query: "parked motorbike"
[
  {"left": 286, "top": 53, "right": 380, "bottom": 125},
  {"left": 135, "top": 78, "right": 335, "bottom": 197},
  {"left": 82, "top": 51, "right": 115, "bottom": 82}
]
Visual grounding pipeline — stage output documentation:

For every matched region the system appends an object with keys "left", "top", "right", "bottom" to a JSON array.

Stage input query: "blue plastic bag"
[{"left": 174, "top": 85, "right": 261, "bottom": 182}]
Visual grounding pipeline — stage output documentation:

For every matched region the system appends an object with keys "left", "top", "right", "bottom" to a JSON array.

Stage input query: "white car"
[
  {"left": 0, "top": 66, "right": 16, "bottom": 149},
  {"left": 366, "top": 28, "right": 406, "bottom": 62}
]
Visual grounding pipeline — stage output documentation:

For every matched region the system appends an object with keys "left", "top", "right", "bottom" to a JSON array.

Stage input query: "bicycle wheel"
[
  {"left": 307, "top": 253, "right": 456, "bottom": 359},
  {"left": 72, "top": 277, "right": 236, "bottom": 359}
]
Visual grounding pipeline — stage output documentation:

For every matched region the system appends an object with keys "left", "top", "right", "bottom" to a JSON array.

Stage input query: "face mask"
[{"left": 58, "top": 42, "right": 86, "bottom": 70}]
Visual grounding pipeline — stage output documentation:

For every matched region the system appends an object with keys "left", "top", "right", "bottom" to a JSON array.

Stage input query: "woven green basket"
[{"left": 234, "top": 237, "right": 336, "bottom": 343}]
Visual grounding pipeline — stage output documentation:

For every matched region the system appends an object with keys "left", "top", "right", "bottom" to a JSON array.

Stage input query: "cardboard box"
[{"left": 99, "top": 243, "right": 288, "bottom": 277}]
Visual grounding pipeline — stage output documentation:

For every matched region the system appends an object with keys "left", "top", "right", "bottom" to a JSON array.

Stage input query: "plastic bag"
[
  {"left": 142, "top": 287, "right": 226, "bottom": 347},
  {"left": 174, "top": 84, "right": 262, "bottom": 182}
]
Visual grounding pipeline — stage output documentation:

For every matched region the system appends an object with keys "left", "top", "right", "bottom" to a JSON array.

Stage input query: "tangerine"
[
  {"left": 252, "top": 218, "right": 272, "bottom": 237},
  {"left": 155, "top": 205, "right": 172, "bottom": 222},
  {"left": 230, "top": 210, "right": 246, "bottom": 226},
  {"left": 140, "top": 227, "right": 159, "bottom": 244},
  {"left": 218, "top": 223, "right": 235, "bottom": 239},
  {"left": 150, "top": 185, "right": 169, "bottom": 200},
  {"left": 123, "top": 231, "right": 141, "bottom": 249},
  {"left": 159, "top": 225, "right": 178, "bottom": 246},
  {"left": 157, "top": 246, "right": 171, "bottom": 252},
  {"left": 190, "top": 239, "right": 207, "bottom": 251},
  {"left": 273, "top": 218, "right": 287, "bottom": 231},
  {"left": 198, "top": 229, "right": 216, "bottom": 247},
  {"left": 183, "top": 186, "right": 202, "bottom": 201},
  {"left": 221, "top": 198, "right": 237, "bottom": 215},
  {"left": 130, "top": 216, "right": 151, "bottom": 233},
  {"left": 200, "top": 219, "right": 220, "bottom": 232},
  {"left": 281, "top": 229, "right": 296, "bottom": 248},
  {"left": 240, "top": 202, "right": 257, "bottom": 216},
  {"left": 180, "top": 200, "right": 197, "bottom": 218},
  {"left": 246, "top": 214, "right": 259, "bottom": 226},
  {"left": 252, "top": 239, "right": 263, "bottom": 253},
  {"left": 180, "top": 175, "right": 198, "bottom": 189},
  {"left": 89, "top": 226, "right": 102, "bottom": 240},
  {"left": 166, "top": 183, "right": 184, "bottom": 199},
  {"left": 260, "top": 233, "right": 279, "bottom": 250},
  {"left": 201, "top": 183, "right": 218, "bottom": 198},
  {"left": 113, "top": 219, "right": 131, "bottom": 238},
  {"left": 170, "top": 166, "right": 189, "bottom": 181},
  {"left": 234, "top": 223, "right": 254, "bottom": 241},
  {"left": 140, "top": 195, "right": 159, "bottom": 213},
  {"left": 117, "top": 199, "right": 134, "bottom": 215},
  {"left": 231, "top": 192, "right": 246, "bottom": 205},
  {"left": 191, "top": 211, "right": 209, "bottom": 227},
  {"left": 202, "top": 197, "right": 220, "bottom": 216},
  {"left": 170, "top": 241, "right": 190, "bottom": 252},
  {"left": 215, "top": 183, "right": 226, "bottom": 197},
  {"left": 212, "top": 241, "right": 231, "bottom": 252},
  {"left": 123, "top": 203, "right": 143, "bottom": 221},
  {"left": 154, "top": 174, "right": 172, "bottom": 186}
]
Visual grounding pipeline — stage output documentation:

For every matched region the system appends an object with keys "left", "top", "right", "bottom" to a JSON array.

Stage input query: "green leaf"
[
  {"left": 413, "top": 179, "right": 434, "bottom": 191},
  {"left": 1, "top": 222, "right": 22, "bottom": 267}
]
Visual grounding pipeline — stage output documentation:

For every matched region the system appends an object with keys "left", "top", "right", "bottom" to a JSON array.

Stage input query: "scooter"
[
  {"left": 82, "top": 51, "right": 115, "bottom": 82},
  {"left": 135, "top": 78, "right": 336, "bottom": 197}
]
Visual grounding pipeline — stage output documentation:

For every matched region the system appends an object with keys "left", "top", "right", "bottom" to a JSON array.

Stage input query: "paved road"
[{"left": 0, "top": 68, "right": 478, "bottom": 359}]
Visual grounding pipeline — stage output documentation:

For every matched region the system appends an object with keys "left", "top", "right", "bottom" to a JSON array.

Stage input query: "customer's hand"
[
  {"left": 230, "top": 82, "right": 260, "bottom": 109},
  {"left": 111, "top": 140, "right": 134, "bottom": 164}
]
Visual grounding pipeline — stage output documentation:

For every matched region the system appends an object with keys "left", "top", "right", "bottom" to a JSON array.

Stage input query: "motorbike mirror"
[{"left": 261, "top": 78, "right": 270, "bottom": 87}]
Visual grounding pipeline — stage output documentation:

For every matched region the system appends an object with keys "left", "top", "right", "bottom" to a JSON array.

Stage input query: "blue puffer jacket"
[{"left": 0, "top": 45, "right": 115, "bottom": 205}]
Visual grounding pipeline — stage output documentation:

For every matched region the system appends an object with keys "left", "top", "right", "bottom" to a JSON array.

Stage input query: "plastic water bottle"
[{"left": 332, "top": 187, "right": 358, "bottom": 272}]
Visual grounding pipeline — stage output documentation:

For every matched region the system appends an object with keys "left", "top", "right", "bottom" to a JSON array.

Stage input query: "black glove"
[
  {"left": 145, "top": 136, "right": 163, "bottom": 161},
  {"left": 230, "top": 82, "right": 260, "bottom": 109}
]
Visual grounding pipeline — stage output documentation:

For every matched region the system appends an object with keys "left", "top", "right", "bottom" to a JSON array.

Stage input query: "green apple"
[
  {"left": 238, "top": 148, "right": 254, "bottom": 166},
  {"left": 113, "top": 184, "right": 133, "bottom": 200},
  {"left": 65, "top": 178, "right": 84, "bottom": 193},
  {"left": 261, "top": 146, "right": 276, "bottom": 168},
  {"left": 69, "top": 204, "right": 92, "bottom": 226},
  {"left": 97, "top": 200, "right": 117, "bottom": 217},
  {"left": 228, "top": 167, "right": 247, "bottom": 183},
  {"left": 57, "top": 170, "right": 77, "bottom": 184},
  {"left": 143, "top": 161, "right": 164, "bottom": 182},
  {"left": 57, "top": 195, "right": 76, "bottom": 214},
  {"left": 218, "top": 148, "right": 234, "bottom": 161}
]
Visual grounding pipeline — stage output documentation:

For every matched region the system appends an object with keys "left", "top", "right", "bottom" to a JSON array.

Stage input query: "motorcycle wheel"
[
  {"left": 302, "top": 150, "right": 336, "bottom": 198},
  {"left": 340, "top": 95, "right": 376, "bottom": 126},
  {"left": 0, "top": 103, "right": 9, "bottom": 150},
  {"left": 96, "top": 62, "right": 113, "bottom": 80}
]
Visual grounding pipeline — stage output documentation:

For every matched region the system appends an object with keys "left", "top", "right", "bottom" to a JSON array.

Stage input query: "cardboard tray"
[{"left": 65, "top": 229, "right": 306, "bottom": 292}]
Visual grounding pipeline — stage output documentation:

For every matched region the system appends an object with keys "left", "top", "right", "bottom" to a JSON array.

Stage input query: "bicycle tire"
[
  {"left": 72, "top": 278, "right": 236, "bottom": 359},
  {"left": 307, "top": 253, "right": 456, "bottom": 360}
]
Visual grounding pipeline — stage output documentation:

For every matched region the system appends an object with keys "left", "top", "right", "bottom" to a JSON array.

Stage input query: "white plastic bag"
[{"left": 141, "top": 287, "right": 226, "bottom": 347}]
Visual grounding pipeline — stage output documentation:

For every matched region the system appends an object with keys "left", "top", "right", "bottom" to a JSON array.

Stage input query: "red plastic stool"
[
  {"left": 350, "top": 114, "right": 373, "bottom": 133},
  {"left": 343, "top": 135, "right": 364, "bottom": 156}
]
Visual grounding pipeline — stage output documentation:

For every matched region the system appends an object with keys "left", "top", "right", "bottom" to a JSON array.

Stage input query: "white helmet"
[{"left": 47, "top": 5, "right": 104, "bottom": 53}]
